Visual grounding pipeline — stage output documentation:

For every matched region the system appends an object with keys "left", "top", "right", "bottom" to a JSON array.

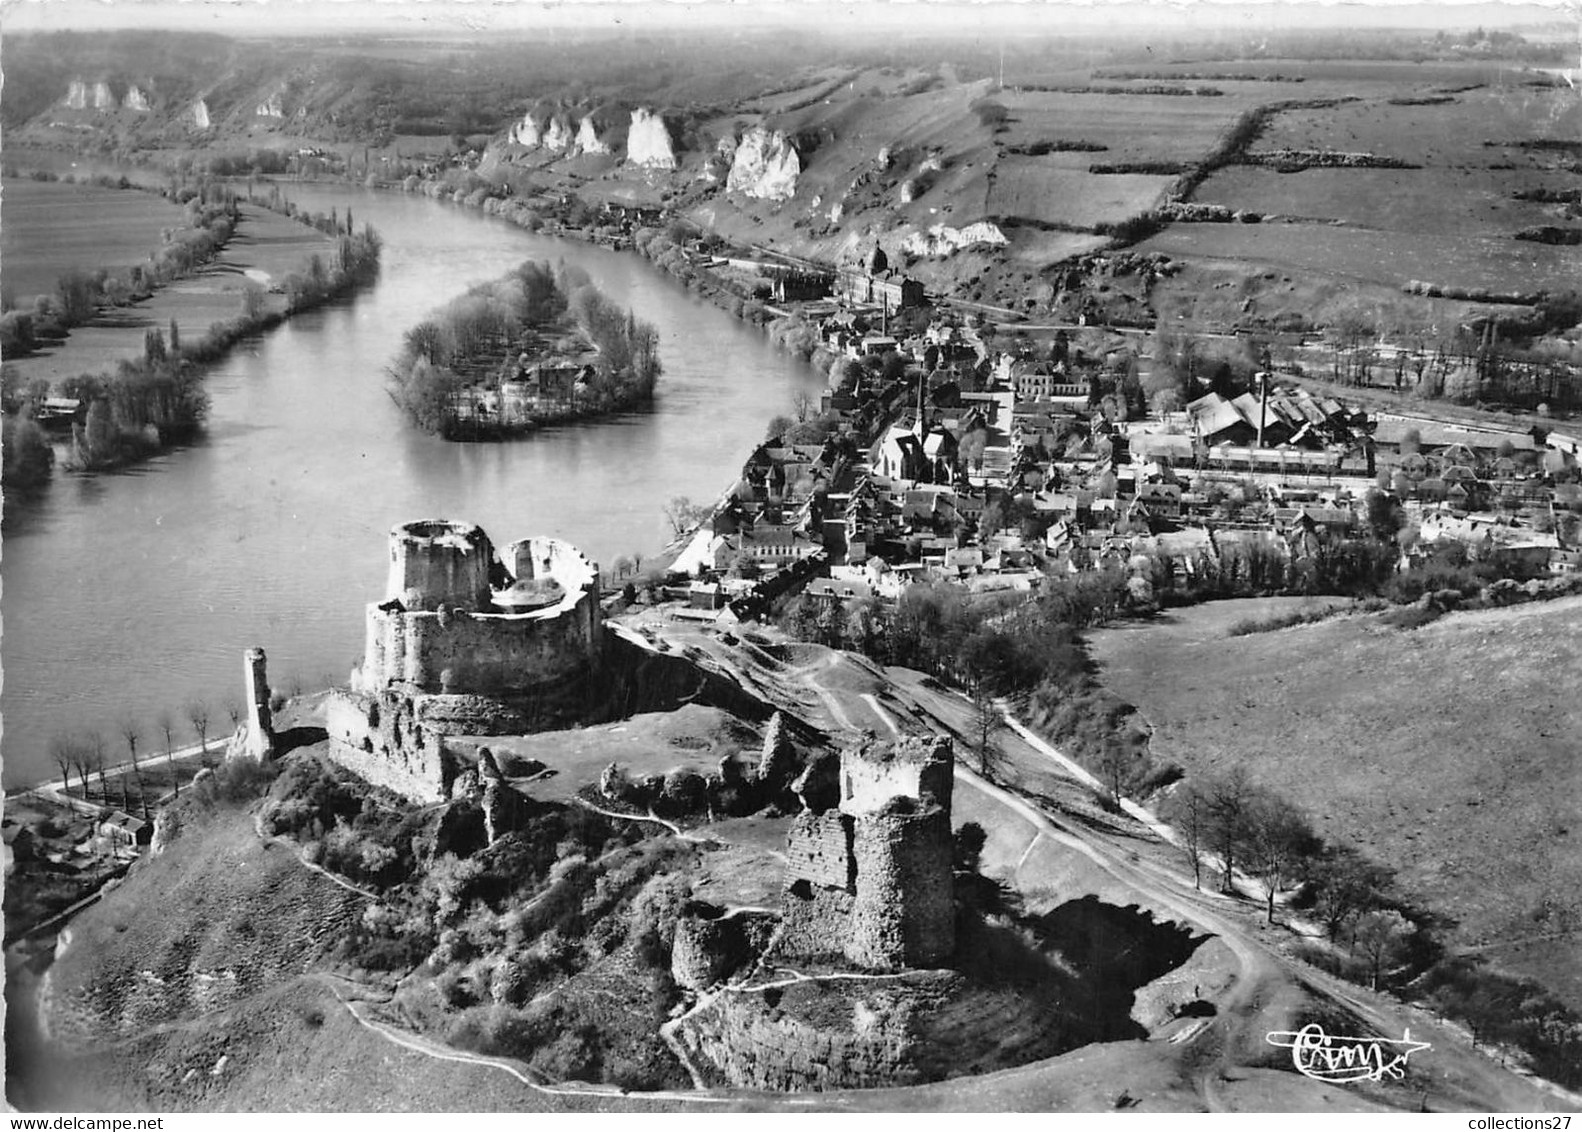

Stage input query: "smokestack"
[{"left": 1257, "top": 370, "right": 1269, "bottom": 449}]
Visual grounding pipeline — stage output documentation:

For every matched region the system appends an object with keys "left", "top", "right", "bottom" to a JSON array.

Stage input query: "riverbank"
[
  {"left": 3, "top": 691, "right": 332, "bottom": 944},
  {"left": 3, "top": 177, "right": 382, "bottom": 483}
]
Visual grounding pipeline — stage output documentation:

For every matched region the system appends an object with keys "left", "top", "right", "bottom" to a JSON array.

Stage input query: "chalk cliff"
[
  {"left": 727, "top": 126, "right": 800, "bottom": 202},
  {"left": 575, "top": 114, "right": 612, "bottom": 155},
  {"left": 901, "top": 222, "right": 1007, "bottom": 257},
  {"left": 508, "top": 111, "right": 542, "bottom": 148},
  {"left": 626, "top": 107, "right": 676, "bottom": 169}
]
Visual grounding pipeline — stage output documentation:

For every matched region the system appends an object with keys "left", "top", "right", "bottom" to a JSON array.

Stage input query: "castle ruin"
[
  {"left": 326, "top": 520, "right": 602, "bottom": 802},
  {"left": 225, "top": 647, "right": 275, "bottom": 761},
  {"left": 778, "top": 733, "right": 956, "bottom": 970}
]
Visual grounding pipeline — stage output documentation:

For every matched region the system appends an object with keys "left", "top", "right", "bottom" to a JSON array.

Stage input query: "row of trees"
[
  {"left": 390, "top": 259, "right": 660, "bottom": 437},
  {"left": 1, "top": 195, "right": 236, "bottom": 360},
  {"left": 47, "top": 697, "right": 230, "bottom": 811}
]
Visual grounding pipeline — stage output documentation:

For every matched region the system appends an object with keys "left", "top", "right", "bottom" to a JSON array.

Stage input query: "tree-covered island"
[{"left": 389, "top": 260, "right": 661, "bottom": 439}]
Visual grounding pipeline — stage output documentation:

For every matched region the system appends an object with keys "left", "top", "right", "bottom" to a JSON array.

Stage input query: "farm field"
[
  {"left": 993, "top": 89, "right": 1266, "bottom": 163},
  {"left": 0, "top": 178, "right": 191, "bottom": 305},
  {"left": 988, "top": 158, "right": 1172, "bottom": 230},
  {"left": 1193, "top": 166, "right": 1573, "bottom": 233},
  {"left": 1138, "top": 219, "right": 1582, "bottom": 294},
  {"left": 1089, "top": 58, "right": 1560, "bottom": 92},
  {"left": 1257, "top": 84, "right": 1582, "bottom": 169},
  {"left": 7, "top": 198, "right": 339, "bottom": 385},
  {"left": 1088, "top": 596, "right": 1582, "bottom": 1010}
]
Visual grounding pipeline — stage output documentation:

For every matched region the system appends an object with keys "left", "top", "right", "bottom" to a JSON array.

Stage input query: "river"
[{"left": 0, "top": 184, "right": 824, "bottom": 789}]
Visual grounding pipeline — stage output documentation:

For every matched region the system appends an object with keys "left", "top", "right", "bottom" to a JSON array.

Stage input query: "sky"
[{"left": 2, "top": 0, "right": 1576, "bottom": 36}]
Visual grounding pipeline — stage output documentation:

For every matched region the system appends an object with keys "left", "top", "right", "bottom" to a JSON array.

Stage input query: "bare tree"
[
  {"left": 86, "top": 732, "right": 107, "bottom": 802},
  {"left": 49, "top": 736, "right": 74, "bottom": 795},
  {"left": 1166, "top": 783, "right": 1208, "bottom": 890},
  {"left": 663, "top": 495, "right": 710, "bottom": 539},
  {"left": 1205, "top": 767, "right": 1256, "bottom": 895},
  {"left": 156, "top": 710, "right": 179, "bottom": 796},
  {"left": 1353, "top": 909, "right": 1413, "bottom": 990},
  {"left": 1098, "top": 738, "right": 1129, "bottom": 810},
  {"left": 791, "top": 388, "right": 815, "bottom": 423},
  {"left": 1309, "top": 845, "right": 1392, "bottom": 942},
  {"left": 119, "top": 717, "right": 141, "bottom": 771},
  {"left": 970, "top": 686, "right": 1003, "bottom": 778},
  {"left": 1246, "top": 789, "right": 1317, "bottom": 923},
  {"left": 187, "top": 700, "right": 211, "bottom": 765}
]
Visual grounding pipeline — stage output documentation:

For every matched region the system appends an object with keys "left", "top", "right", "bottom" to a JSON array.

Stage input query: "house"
[
  {"left": 769, "top": 269, "right": 834, "bottom": 302},
  {"left": 97, "top": 811, "right": 151, "bottom": 849},
  {"left": 1135, "top": 482, "right": 1183, "bottom": 518},
  {"left": 805, "top": 577, "right": 875, "bottom": 604},
  {"left": 1187, "top": 392, "right": 1256, "bottom": 446},
  {"left": 688, "top": 581, "right": 727, "bottom": 610}
]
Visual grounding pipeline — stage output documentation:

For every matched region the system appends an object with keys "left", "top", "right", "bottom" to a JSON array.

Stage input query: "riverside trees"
[{"left": 389, "top": 259, "right": 661, "bottom": 439}]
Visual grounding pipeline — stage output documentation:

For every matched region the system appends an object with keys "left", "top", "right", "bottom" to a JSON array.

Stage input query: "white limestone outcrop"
[
  {"left": 192, "top": 99, "right": 212, "bottom": 130},
  {"left": 902, "top": 222, "right": 1008, "bottom": 257},
  {"left": 65, "top": 80, "right": 89, "bottom": 110},
  {"left": 124, "top": 85, "right": 152, "bottom": 112},
  {"left": 509, "top": 112, "right": 542, "bottom": 148},
  {"left": 626, "top": 107, "right": 677, "bottom": 169},
  {"left": 92, "top": 81, "right": 115, "bottom": 111},
  {"left": 256, "top": 92, "right": 285, "bottom": 118},
  {"left": 541, "top": 114, "right": 573, "bottom": 152},
  {"left": 726, "top": 126, "right": 800, "bottom": 202},
  {"left": 575, "top": 115, "right": 612, "bottom": 155}
]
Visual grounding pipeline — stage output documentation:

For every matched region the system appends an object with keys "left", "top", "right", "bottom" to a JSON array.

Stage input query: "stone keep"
[
  {"left": 780, "top": 735, "right": 956, "bottom": 970},
  {"left": 327, "top": 519, "right": 603, "bottom": 802},
  {"left": 226, "top": 647, "right": 275, "bottom": 761}
]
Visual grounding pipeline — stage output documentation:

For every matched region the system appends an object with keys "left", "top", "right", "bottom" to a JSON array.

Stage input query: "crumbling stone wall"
[
  {"left": 782, "top": 811, "right": 853, "bottom": 890},
  {"left": 778, "top": 735, "right": 957, "bottom": 971},
  {"left": 849, "top": 803, "right": 955, "bottom": 969},
  {"left": 670, "top": 903, "right": 776, "bottom": 991},
  {"left": 673, "top": 971, "right": 1065, "bottom": 1091},
  {"left": 354, "top": 522, "right": 601, "bottom": 699},
  {"left": 331, "top": 519, "right": 604, "bottom": 802},
  {"left": 326, "top": 689, "right": 454, "bottom": 804},
  {"left": 840, "top": 734, "right": 953, "bottom": 814},
  {"left": 386, "top": 519, "right": 494, "bottom": 612},
  {"left": 361, "top": 603, "right": 600, "bottom": 695}
]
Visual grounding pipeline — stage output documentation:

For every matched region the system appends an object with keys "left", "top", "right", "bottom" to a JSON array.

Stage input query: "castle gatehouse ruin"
[{"left": 326, "top": 520, "right": 601, "bottom": 801}]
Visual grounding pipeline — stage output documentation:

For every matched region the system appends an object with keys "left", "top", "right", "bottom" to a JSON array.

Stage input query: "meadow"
[
  {"left": 0, "top": 178, "right": 191, "bottom": 306},
  {"left": 1193, "top": 166, "right": 1570, "bottom": 233},
  {"left": 1139, "top": 220, "right": 1582, "bottom": 294},
  {"left": 1256, "top": 83, "right": 1581, "bottom": 168},
  {"left": 1089, "top": 596, "right": 1582, "bottom": 1010},
  {"left": 6, "top": 195, "right": 340, "bottom": 386},
  {"left": 988, "top": 159, "right": 1172, "bottom": 230},
  {"left": 994, "top": 88, "right": 1266, "bottom": 164}
]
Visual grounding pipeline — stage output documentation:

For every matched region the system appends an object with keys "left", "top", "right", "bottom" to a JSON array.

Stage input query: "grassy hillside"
[
  {"left": 1089, "top": 596, "right": 1582, "bottom": 1008},
  {"left": 44, "top": 789, "right": 368, "bottom": 1046}
]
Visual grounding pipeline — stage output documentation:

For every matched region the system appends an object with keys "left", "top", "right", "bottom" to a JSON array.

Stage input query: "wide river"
[{"left": 0, "top": 184, "right": 823, "bottom": 789}]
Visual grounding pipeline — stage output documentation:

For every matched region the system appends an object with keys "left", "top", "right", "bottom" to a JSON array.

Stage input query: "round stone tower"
[
  {"left": 847, "top": 797, "right": 956, "bottom": 970},
  {"left": 386, "top": 520, "right": 494, "bottom": 612}
]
